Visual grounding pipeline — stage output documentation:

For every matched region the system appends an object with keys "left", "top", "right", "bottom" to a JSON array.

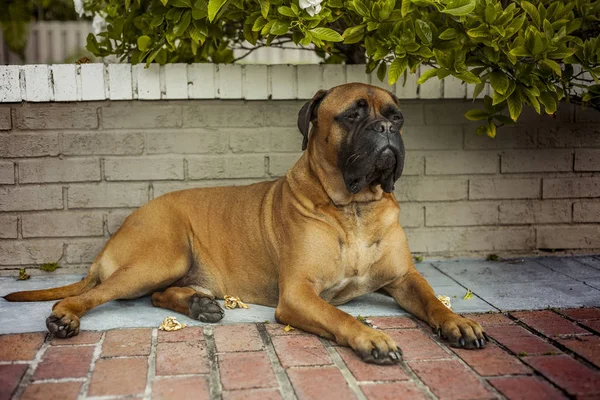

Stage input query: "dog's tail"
[{"left": 3, "top": 263, "right": 99, "bottom": 302}]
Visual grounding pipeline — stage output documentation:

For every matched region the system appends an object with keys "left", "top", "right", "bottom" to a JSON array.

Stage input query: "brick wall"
[{"left": 0, "top": 99, "right": 599, "bottom": 275}]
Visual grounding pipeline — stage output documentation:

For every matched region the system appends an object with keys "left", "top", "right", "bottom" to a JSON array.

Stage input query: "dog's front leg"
[
  {"left": 381, "top": 254, "right": 487, "bottom": 349},
  {"left": 275, "top": 280, "right": 402, "bottom": 365}
]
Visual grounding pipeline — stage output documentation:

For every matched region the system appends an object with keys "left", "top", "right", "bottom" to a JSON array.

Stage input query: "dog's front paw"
[
  {"left": 46, "top": 311, "right": 80, "bottom": 338},
  {"left": 436, "top": 314, "right": 487, "bottom": 349},
  {"left": 349, "top": 327, "right": 402, "bottom": 365},
  {"left": 188, "top": 294, "right": 225, "bottom": 323}
]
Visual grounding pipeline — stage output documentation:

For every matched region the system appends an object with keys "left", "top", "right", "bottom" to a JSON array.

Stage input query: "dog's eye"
[
  {"left": 391, "top": 114, "right": 403, "bottom": 123},
  {"left": 346, "top": 112, "right": 360, "bottom": 120}
]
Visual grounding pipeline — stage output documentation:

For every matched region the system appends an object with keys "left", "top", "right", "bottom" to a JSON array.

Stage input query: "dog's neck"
[{"left": 288, "top": 147, "right": 384, "bottom": 207}]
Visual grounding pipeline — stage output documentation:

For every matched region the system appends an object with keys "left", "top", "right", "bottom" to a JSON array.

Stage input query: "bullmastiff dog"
[{"left": 5, "top": 83, "right": 486, "bottom": 364}]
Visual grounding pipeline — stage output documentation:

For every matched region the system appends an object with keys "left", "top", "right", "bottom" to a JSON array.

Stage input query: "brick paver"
[
  {"left": 152, "top": 376, "right": 210, "bottom": 400},
  {"left": 218, "top": 351, "right": 278, "bottom": 390},
  {"left": 0, "top": 333, "right": 45, "bottom": 361},
  {"left": 511, "top": 310, "right": 590, "bottom": 337},
  {"left": 101, "top": 327, "right": 152, "bottom": 357},
  {"left": 360, "top": 381, "right": 428, "bottom": 400},
  {"left": 20, "top": 382, "right": 82, "bottom": 400},
  {"left": 33, "top": 345, "right": 94, "bottom": 380},
  {"left": 409, "top": 359, "right": 494, "bottom": 400},
  {"left": 489, "top": 376, "right": 567, "bottom": 400},
  {"left": 486, "top": 325, "right": 561, "bottom": 355},
  {"left": 1, "top": 310, "right": 600, "bottom": 399},
  {"left": 524, "top": 354, "right": 600, "bottom": 397}
]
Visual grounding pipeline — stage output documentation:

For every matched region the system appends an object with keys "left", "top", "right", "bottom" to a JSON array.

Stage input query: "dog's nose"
[{"left": 372, "top": 120, "right": 394, "bottom": 134}]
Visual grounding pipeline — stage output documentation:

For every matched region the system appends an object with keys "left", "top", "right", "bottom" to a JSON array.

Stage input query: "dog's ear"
[{"left": 298, "top": 90, "right": 327, "bottom": 151}]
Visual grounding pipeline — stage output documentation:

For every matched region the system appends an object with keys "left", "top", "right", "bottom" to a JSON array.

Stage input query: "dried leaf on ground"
[
  {"left": 159, "top": 316, "right": 187, "bottom": 331},
  {"left": 283, "top": 324, "right": 295, "bottom": 332},
  {"left": 18, "top": 269, "right": 30, "bottom": 281},
  {"left": 223, "top": 295, "right": 250, "bottom": 309},
  {"left": 437, "top": 295, "right": 452, "bottom": 310}
]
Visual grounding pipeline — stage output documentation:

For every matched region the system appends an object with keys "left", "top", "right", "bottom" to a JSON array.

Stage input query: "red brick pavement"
[{"left": 0, "top": 308, "right": 599, "bottom": 399}]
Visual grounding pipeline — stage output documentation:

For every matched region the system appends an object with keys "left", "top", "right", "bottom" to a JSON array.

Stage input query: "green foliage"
[
  {"left": 40, "top": 262, "right": 60, "bottom": 272},
  {"left": 80, "top": 0, "right": 600, "bottom": 129}
]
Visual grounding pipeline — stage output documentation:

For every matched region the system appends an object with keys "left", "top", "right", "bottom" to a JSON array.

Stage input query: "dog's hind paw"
[
  {"left": 46, "top": 312, "right": 80, "bottom": 338},
  {"left": 188, "top": 294, "right": 225, "bottom": 323}
]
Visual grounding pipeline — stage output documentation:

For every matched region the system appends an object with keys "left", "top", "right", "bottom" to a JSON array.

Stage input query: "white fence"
[
  {"left": 0, "top": 21, "right": 93, "bottom": 65},
  {"left": 0, "top": 21, "right": 321, "bottom": 65}
]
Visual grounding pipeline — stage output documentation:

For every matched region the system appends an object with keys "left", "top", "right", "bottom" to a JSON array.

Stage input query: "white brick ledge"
[{"left": 0, "top": 63, "right": 488, "bottom": 103}]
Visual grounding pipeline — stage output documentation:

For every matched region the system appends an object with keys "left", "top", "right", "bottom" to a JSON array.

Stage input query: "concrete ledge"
[{"left": 0, "top": 63, "right": 487, "bottom": 103}]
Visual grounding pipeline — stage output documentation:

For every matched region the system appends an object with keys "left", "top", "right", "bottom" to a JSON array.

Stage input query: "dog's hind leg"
[
  {"left": 151, "top": 287, "right": 224, "bottom": 323},
  {"left": 47, "top": 256, "right": 188, "bottom": 338}
]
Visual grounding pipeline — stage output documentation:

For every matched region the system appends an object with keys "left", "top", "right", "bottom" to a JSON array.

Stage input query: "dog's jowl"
[{"left": 4, "top": 83, "right": 486, "bottom": 365}]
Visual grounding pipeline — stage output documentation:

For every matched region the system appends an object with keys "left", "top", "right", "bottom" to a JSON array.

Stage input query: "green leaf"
[
  {"left": 492, "top": 80, "right": 516, "bottom": 105},
  {"left": 258, "top": 0, "right": 270, "bottom": 19},
  {"left": 454, "top": 70, "right": 481, "bottom": 84},
  {"left": 343, "top": 25, "right": 365, "bottom": 44},
  {"left": 208, "top": 0, "right": 227, "bottom": 21},
  {"left": 522, "top": 88, "right": 541, "bottom": 114},
  {"left": 473, "top": 82, "right": 485, "bottom": 99},
  {"left": 415, "top": 20, "right": 432, "bottom": 44},
  {"left": 170, "top": 0, "right": 192, "bottom": 7},
  {"left": 541, "top": 59, "right": 561, "bottom": 77},
  {"left": 278, "top": 6, "right": 295, "bottom": 17},
  {"left": 354, "top": 0, "right": 371, "bottom": 17},
  {"left": 150, "top": 15, "right": 164, "bottom": 27},
  {"left": 509, "top": 46, "right": 529, "bottom": 57},
  {"left": 270, "top": 20, "right": 290, "bottom": 35},
  {"left": 137, "top": 35, "right": 151, "bottom": 51},
  {"left": 521, "top": 1, "right": 540, "bottom": 27},
  {"left": 506, "top": 91, "right": 522, "bottom": 121},
  {"left": 309, "top": 28, "right": 343, "bottom": 42},
  {"left": 388, "top": 58, "right": 408, "bottom": 85},
  {"left": 86, "top": 33, "right": 100, "bottom": 54},
  {"left": 261, "top": 20, "right": 274, "bottom": 35},
  {"left": 401, "top": 0, "right": 411, "bottom": 17},
  {"left": 487, "top": 120, "right": 497, "bottom": 138},
  {"left": 489, "top": 71, "right": 510, "bottom": 95},
  {"left": 252, "top": 16, "right": 267, "bottom": 32},
  {"left": 467, "top": 25, "right": 489, "bottom": 38},
  {"left": 173, "top": 11, "right": 191, "bottom": 36},
  {"left": 465, "top": 109, "right": 489, "bottom": 121},
  {"left": 417, "top": 67, "right": 438, "bottom": 84},
  {"left": 377, "top": 62, "right": 387, "bottom": 82},
  {"left": 40, "top": 262, "right": 59, "bottom": 272},
  {"left": 539, "top": 91, "right": 557, "bottom": 114},
  {"left": 442, "top": 0, "right": 476, "bottom": 16},
  {"left": 439, "top": 28, "right": 459, "bottom": 40}
]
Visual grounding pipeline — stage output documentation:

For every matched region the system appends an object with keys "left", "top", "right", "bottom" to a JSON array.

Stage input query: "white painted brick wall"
[
  {"left": 1, "top": 89, "right": 600, "bottom": 269},
  {"left": 19, "top": 158, "right": 101, "bottom": 183},
  {"left": 22, "top": 211, "right": 104, "bottom": 238}
]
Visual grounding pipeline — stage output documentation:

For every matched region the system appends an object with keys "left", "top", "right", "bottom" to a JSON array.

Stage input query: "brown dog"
[{"left": 5, "top": 83, "right": 486, "bottom": 364}]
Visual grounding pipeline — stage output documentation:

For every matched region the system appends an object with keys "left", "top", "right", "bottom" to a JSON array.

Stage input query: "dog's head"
[{"left": 298, "top": 83, "right": 405, "bottom": 195}]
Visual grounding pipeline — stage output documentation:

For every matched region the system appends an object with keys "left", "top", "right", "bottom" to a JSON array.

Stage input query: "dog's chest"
[{"left": 322, "top": 210, "right": 386, "bottom": 304}]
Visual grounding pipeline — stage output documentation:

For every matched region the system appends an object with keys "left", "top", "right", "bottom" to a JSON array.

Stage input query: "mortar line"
[
  {"left": 11, "top": 334, "right": 50, "bottom": 400},
  {"left": 322, "top": 343, "right": 367, "bottom": 400},
  {"left": 530, "top": 258, "right": 600, "bottom": 292},
  {"left": 202, "top": 325, "right": 223, "bottom": 400},
  {"left": 142, "top": 328, "right": 158, "bottom": 400},
  {"left": 506, "top": 312, "right": 600, "bottom": 372},
  {"left": 429, "top": 261, "right": 502, "bottom": 312},
  {"left": 257, "top": 324, "right": 297, "bottom": 400},
  {"left": 486, "top": 314, "right": 587, "bottom": 398},
  {"left": 78, "top": 331, "right": 106, "bottom": 399}
]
